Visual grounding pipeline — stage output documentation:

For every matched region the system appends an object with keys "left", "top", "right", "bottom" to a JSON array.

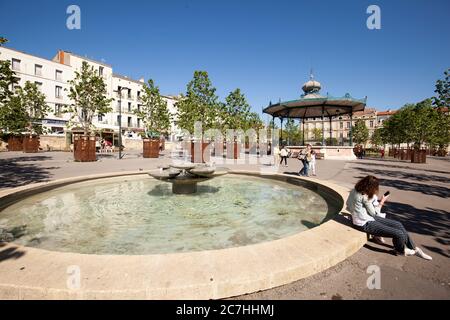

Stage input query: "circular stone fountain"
[
  {"left": 0, "top": 171, "right": 367, "bottom": 299},
  {"left": 148, "top": 163, "right": 228, "bottom": 194}
]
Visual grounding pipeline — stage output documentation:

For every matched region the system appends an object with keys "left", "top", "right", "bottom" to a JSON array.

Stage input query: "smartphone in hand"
[{"left": 384, "top": 191, "right": 390, "bottom": 197}]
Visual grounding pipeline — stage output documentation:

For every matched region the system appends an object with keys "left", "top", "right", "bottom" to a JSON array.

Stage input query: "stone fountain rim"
[{"left": 0, "top": 170, "right": 366, "bottom": 300}]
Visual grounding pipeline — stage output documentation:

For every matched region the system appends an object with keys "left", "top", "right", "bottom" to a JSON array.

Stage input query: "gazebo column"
[
  {"left": 302, "top": 118, "right": 305, "bottom": 146},
  {"left": 329, "top": 116, "right": 333, "bottom": 145},
  {"left": 279, "top": 117, "right": 283, "bottom": 146},
  {"left": 321, "top": 106, "right": 325, "bottom": 146},
  {"left": 349, "top": 113, "right": 353, "bottom": 146}
]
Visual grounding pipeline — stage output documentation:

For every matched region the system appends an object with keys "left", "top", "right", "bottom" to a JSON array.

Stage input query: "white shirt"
[{"left": 346, "top": 189, "right": 376, "bottom": 226}]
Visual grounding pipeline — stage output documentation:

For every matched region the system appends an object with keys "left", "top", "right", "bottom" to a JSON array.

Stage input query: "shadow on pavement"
[
  {"left": 353, "top": 166, "right": 450, "bottom": 184},
  {"left": 0, "top": 156, "right": 57, "bottom": 189},
  {"left": 355, "top": 161, "right": 450, "bottom": 175},
  {"left": 383, "top": 202, "right": 450, "bottom": 258},
  {"left": 0, "top": 242, "right": 26, "bottom": 263},
  {"left": 354, "top": 175, "right": 450, "bottom": 199}
]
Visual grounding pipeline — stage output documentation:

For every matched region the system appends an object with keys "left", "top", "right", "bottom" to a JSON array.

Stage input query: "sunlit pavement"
[{"left": 0, "top": 151, "right": 449, "bottom": 299}]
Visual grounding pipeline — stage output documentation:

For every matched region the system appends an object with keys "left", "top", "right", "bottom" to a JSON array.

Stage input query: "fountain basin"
[{"left": 0, "top": 171, "right": 366, "bottom": 299}]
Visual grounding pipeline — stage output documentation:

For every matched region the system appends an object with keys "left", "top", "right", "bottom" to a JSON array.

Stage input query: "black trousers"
[
  {"left": 360, "top": 216, "right": 415, "bottom": 253},
  {"left": 280, "top": 156, "right": 288, "bottom": 165}
]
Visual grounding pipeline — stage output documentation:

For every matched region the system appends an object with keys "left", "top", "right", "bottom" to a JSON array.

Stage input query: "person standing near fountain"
[
  {"left": 298, "top": 144, "right": 312, "bottom": 176},
  {"left": 346, "top": 175, "right": 432, "bottom": 260},
  {"left": 279, "top": 146, "right": 289, "bottom": 167}
]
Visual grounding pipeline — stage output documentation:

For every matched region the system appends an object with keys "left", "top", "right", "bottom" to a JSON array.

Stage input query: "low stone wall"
[
  {"left": 40, "top": 135, "right": 69, "bottom": 151},
  {"left": 122, "top": 138, "right": 142, "bottom": 151}
]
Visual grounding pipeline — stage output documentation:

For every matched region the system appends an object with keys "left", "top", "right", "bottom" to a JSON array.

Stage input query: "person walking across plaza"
[{"left": 279, "top": 146, "right": 289, "bottom": 167}]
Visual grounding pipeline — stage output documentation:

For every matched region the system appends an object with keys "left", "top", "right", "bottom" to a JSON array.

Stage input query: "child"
[{"left": 309, "top": 150, "right": 317, "bottom": 176}]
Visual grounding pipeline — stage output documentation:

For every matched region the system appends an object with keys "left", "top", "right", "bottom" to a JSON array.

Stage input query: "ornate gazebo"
[{"left": 263, "top": 74, "right": 367, "bottom": 159}]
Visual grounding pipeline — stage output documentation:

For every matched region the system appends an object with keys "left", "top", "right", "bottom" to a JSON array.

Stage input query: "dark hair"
[{"left": 355, "top": 175, "right": 379, "bottom": 198}]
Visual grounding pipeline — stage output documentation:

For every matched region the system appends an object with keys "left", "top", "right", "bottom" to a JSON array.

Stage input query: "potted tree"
[
  {"left": 221, "top": 88, "right": 251, "bottom": 160},
  {"left": 134, "top": 79, "right": 171, "bottom": 158},
  {"left": 65, "top": 61, "right": 112, "bottom": 162},
  {"left": 176, "top": 71, "right": 219, "bottom": 163},
  {"left": 18, "top": 81, "right": 50, "bottom": 153}
]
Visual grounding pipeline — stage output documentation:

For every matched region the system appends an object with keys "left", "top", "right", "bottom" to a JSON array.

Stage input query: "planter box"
[
  {"left": 143, "top": 139, "right": 160, "bottom": 158},
  {"left": 23, "top": 135, "right": 40, "bottom": 153},
  {"left": 74, "top": 135, "right": 96, "bottom": 162},
  {"left": 226, "top": 141, "right": 240, "bottom": 159},
  {"left": 190, "top": 142, "right": 210, "bottom": 163},
  {"left": 7, "top": 136, "right": 23, "bottom": 151},
  {"left": 411, "top": 149, "right": 426, "bottom": 163}
]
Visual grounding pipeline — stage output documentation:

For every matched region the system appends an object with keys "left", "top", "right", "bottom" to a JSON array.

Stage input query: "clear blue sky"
[{"left": 1, "top": 0, "right": 449, "bottom": 123}]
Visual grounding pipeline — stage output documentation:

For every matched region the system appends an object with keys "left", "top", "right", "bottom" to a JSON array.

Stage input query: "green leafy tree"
[
  {"left": 18, "top": 81, "right": 50, "bottom": 134},
  {"left": 0, "top": 60, "right": 19, "bottom": 108},
  {"left": 433, "top": 68, "right": 450, "bottom": 108},
  {"left": 283, "top": 119, "right": 303, "bottom": 145},
  {"left": 65, "top": 61, "right": 113, "bottom": 135},
  {"left": 310, "top": 128, "right": 323, "bottom": 142},
  {"left": 222, "top": 88, "right": 251, "bottom": 132},
  {"left": 325, "top": 137, "right": 339, "bottom": 146},
  {"left": 370, "top": 128, "right": 384, "bottom": 148},
  {"left": 176, "top": 71, "right": 219, "bottom": 137},
  {"left": 134, "top": 79, "right": 171, "bottom": 138},
  {"left": 0, "top": 94, "right": 28, "bottom": 134},
  {"left": 405, "top": 99, "right": 438, "bottom": 149},
  {"left": 352, "top": 119, "right": 369, "bottom": 146}
]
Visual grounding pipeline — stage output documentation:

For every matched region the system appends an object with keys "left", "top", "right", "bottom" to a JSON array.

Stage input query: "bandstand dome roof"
[{"left": 263, "top": 74, "right": 367, "bottom": 119}]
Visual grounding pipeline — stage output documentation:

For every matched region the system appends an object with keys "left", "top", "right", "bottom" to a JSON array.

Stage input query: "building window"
[
  {"left": 98, "top": 114, "right": 103, "bottom": 122},
  {"left": 128, "top": 102, "right": 131, "bottom": 112},
  {"left": 55, "top": 70, "right": 62, "bottom": 81},
  {"left": 99, "top": 66, "right": 104, "bottom": 77},
  {"left": 117, "top": 100, "right": 121, "bottom": 111},
  {"left": 35, "top": 64, "right": 42, "bottom": 76},
  {"left": 137, "top": 91, "right": 141, "bottom": 100},
  {"left": 127, "top": 117, "right": 132, "bottom": 127},
  {"left": 346, "top": 122, "right": 350, "bottom": 129},
  {"left": 117, "top": 115, "right": 120, "bottom": 125},
  {"left": 127, "top": 89, "right": 132, "bottom": 99},
  {"left": 137, "top": 118, "right": 141, "bottom": 128},
  {"left": 137, "top": 104, "right": 141, "bottom": 112},
  {"left": 55, "top": 104, "right": 63, "bottom": 117},
  {"left": 340, "top": 122, "right": 343, "bottom": 129},
  {"left": 35, "top": 82, "right": 43, "bottom": 91},
  {"left": 370, "top": 120, "right": 374, "bottom": 128},
  {"left": 55, "top": 86, "right": 62, "bottom": 98},
  {"left": 12, "top": 58, "right": 20, "bottom": 71}
]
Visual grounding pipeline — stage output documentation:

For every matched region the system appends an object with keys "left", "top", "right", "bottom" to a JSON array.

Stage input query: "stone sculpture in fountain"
[{"left": 148, "top": 163, "right": 228, "bottom": 194}]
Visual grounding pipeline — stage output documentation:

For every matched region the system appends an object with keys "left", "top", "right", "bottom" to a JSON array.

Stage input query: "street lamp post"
[{"left": 116, "top": 86, "right": 129, "bottom": 160}]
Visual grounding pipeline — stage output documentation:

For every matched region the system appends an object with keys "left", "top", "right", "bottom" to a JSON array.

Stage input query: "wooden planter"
[
  {"left": 190, "top": 142, "right": 210, "bottom": 163},
  {"left": 23, "top": 135, "right": 40, "bottom": 153},
  {"left": 226, "top": 141, "right": 240, "bottom": 159},
  {"left": 7, "top": 136, "right": 23, "bottom": 151},
  {"left": 411, "top": 149, "right": 426, "bottom": 163},
  {"left": 74, "top": 135, "right": 96, "bottom": 162},
  {"left": 143, "top": 139, "right": 160, "bottom": 158}
]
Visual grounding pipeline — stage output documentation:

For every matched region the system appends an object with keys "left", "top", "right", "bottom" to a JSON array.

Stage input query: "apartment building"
[
  {"left": 300, "top": 107, "right": 379, "bottom": 144},
  {"left": 0, "top": 46, "right": 180, "bottom": 141}
]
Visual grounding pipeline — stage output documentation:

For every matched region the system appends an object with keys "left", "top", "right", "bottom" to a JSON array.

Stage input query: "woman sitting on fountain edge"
[{"left": 346, "top": 175, "right": 432, "bottom": 260}]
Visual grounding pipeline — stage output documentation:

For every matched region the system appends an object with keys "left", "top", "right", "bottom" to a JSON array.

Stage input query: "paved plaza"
[{"left": 0, "top": 150, "right": 449, "bottom": 299}]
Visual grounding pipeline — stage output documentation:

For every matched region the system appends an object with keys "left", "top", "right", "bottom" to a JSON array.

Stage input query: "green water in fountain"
[{"left": 0, "top": 174, "right": 333, "bottom": 254}]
